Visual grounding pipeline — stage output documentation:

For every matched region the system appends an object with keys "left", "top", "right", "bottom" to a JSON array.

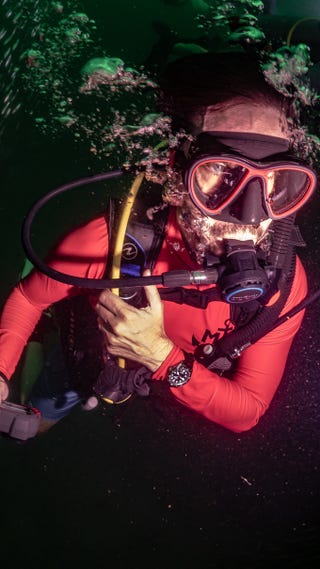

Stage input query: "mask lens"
[
  {"left": 268, "top": 169, "right": 311, "bottom": 215},
  {"left": 188, "top": 153, "right": 316, "bottom": 219},
  {"left": 192, "top": 160, "right": 247, "bottom": 211}
]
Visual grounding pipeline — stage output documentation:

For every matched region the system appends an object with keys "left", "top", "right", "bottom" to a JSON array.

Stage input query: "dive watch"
[{"left": 167, "top": 351, "right": 194, "bottom": 387}]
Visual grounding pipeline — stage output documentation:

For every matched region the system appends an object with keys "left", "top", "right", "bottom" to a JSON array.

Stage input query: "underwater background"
[{"left": 1, "top": 1, "right": 320, "bottom": 567}]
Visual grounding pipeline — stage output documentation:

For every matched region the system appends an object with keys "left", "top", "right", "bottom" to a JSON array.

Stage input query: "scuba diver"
[{"left": 0, "top": 51, "right": 318, "bottom": 434}]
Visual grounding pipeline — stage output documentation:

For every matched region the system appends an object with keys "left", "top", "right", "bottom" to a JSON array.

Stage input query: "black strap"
[{"left": 159, "top": 286, "right": 221, "bottom": 308}]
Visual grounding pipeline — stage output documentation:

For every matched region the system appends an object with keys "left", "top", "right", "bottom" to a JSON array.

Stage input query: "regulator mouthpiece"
[{"left": 219, "top": 239, "right": 269, "bottom": 303}]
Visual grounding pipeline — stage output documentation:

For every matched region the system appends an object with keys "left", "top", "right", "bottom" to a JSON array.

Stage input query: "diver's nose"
[{"left": 229, "top": 178, "right": 268, "bottom": 225}]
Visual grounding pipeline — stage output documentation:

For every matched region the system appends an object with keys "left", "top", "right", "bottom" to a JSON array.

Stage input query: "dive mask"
[{"left": 181, "top": 133, "right": 318, "bottom": 224}]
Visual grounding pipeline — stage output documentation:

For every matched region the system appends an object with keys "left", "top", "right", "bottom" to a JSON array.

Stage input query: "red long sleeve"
[{"left": 0, "top": 215, "right": 109, "bottom": 379}]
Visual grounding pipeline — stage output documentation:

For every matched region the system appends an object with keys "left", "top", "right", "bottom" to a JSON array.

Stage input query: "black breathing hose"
[
  {"left": 21, "top": 170, "right": 220, "bottom": 289},
  {"left": 21, "top": 170, "right": 134, "bottom": 289}
]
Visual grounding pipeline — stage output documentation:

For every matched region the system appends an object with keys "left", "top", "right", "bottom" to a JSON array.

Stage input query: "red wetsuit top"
[{"left": 0, "top": 208, "right": 307, "bottom": 432}]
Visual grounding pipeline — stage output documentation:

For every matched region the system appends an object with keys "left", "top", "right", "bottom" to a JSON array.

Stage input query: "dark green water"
[{"left": 1, "top": 2, "right": 320, "bottom": 567}]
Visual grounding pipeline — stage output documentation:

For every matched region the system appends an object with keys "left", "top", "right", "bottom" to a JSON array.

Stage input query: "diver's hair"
[{"left": 158, "top": 51, "right": 290, "bottom": 132}]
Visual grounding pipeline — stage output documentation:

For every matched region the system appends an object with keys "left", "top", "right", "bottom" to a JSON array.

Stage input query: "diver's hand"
[
  {"left": 0, "top": 376, "right": 9, "bottom": 403},
  {"left": 96, "top": 282, "right": 174, "bottom": 372}
]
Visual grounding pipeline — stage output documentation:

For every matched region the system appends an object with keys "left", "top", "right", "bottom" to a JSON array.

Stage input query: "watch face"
[{"left": 167, "top": 361, "right": 192, "bottom": 387}]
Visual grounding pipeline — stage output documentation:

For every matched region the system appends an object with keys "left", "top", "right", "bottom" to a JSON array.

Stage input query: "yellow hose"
[
  {"left": 105, "top": 149, "right": 165, "bottom": 401},
  {"left": 108, "top": 171, "right": 145, "bottom": 374},
  {"left": 110, "top": 172, "right": 145, "bottom": 293}
]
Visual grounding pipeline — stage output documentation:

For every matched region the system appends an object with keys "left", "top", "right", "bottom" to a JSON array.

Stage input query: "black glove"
[{"left": 93, "top": 358, "right": 151, "bottom": 404}]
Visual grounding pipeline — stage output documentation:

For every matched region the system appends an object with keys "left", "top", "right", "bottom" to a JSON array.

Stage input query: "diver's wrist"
[{"left": 147, "top": 339, "right": 174, "bottom": 372}]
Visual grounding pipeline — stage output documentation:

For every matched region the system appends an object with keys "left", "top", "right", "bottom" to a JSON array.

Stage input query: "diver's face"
[
  {"left": 163, "top": 173, "right": 272, "bottom": 263},
  {"left": 165, "top": 105, "right": 290, "bottom": 263},
  {"left": 176, "top": 196, "right": 272, "bottom": 263}
]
